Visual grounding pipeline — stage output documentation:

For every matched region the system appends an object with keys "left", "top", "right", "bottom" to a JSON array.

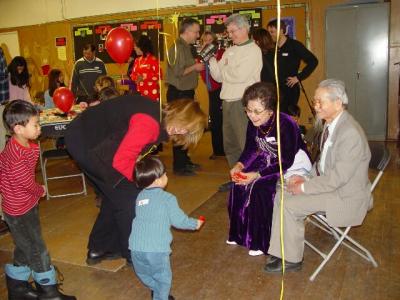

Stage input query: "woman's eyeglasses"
[{"left": 244, "top": 108, "right": 267, "bottom": 116}]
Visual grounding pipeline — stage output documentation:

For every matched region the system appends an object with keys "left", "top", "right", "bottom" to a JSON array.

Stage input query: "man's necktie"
[{"left": 316, "top": 126, "right": 329, "bottom": 176}]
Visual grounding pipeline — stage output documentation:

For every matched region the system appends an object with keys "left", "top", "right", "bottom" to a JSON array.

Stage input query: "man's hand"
[
  {"left": 286, "top": 76, "right": 299, "bottom": 88},
  {"left": 286, "top": 175, "right": 305, "bottom": 195},
  {"left": 193, "top": 62, "right": 205, "bottom": 72}
]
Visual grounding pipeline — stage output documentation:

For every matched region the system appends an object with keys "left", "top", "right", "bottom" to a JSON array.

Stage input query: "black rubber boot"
[
  {"left": 36, "top": 284, "right": 76, "bottom": 300},
  {"left": 6, "top": 274, "right": 39, "bottom": 300}
]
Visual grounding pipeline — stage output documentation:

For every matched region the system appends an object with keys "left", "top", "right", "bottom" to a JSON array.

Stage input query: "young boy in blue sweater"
[{"left": 129, "top": 156, "right": 204, "bottom": 300}]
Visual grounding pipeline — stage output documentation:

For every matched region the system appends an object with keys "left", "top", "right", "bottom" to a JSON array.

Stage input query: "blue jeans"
[
  {"left": 131, "top": 251, "right": 172, "bottom": 300},
  {"left": 4, "top": 206, "right": 51, "bottom": 273}
]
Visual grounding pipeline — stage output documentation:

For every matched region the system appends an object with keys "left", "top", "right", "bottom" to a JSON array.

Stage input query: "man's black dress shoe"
[
  {"left": 209, "top": 153, "right": 225, "bottom": 160},
  {"left": 86, "top": 250, "right": 121, "bottom": 265},
  {"left": 173, "top": 168, "right": 196, "bottom": 176},
  {"left": 185, "top": 162, "right": 200, "bottom": 171},
  {"left": 263, "top": 257, "right": 302, "bottom": 273},
  {"left": 267, "top": 255, "right": 280, "bottom": 264}
]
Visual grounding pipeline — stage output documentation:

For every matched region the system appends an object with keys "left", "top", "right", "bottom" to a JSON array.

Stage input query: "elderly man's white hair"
[
  {"left": 224, "top": 14, "right": 250, "bottom": 31},
  {"left": 318, "top": 79, "right": 349, "bottom": 105}
]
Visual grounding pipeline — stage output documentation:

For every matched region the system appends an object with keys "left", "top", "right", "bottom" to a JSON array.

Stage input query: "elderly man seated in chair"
[{"left": 265, "top": 79, "right": 372, "bottom": 273}]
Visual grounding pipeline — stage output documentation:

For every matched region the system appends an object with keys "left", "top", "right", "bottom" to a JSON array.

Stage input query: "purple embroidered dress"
[{"left": 227, "top": 112, "right": 306, "bottom": 253}]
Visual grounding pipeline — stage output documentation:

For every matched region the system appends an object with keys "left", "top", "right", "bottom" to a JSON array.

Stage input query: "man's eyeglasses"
[
  {"left": 227, "top": 27, "right": 241, "bottom": 35},
  {"left": 244, "top": 108, "right": 267, "bottom": 116}
]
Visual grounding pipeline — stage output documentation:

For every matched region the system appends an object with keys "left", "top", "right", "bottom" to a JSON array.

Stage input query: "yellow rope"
[
  {"left": 273, "top": 1, "right": 286, "bottom": 300},
  {"left": 156, "top": 0, "right": 162, "bottom": 120},
  {"left": 137, "top": 144, "right": 157, "bottom": 162}
]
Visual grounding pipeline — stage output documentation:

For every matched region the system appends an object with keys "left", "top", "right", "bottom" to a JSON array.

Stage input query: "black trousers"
[
  {"left": 87, "top": 176, "right": 139, "bottom": 259},
  {"left": 280, "top": 84, "right": 300, "bottom": 114},
  {"left": 166, "top": 85, "right": 195, "bottom": 170},
  {"left": 65, "top": 129, "right": 138, "bottom": 260},
  {"left": 208, "top": 88, "right": 224, "bottom": 156},
  {"left": 4, "top": 207, "right": 51, "bottom": 272}
]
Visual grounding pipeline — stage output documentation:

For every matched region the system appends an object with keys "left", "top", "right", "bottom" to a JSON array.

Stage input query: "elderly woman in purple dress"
[{"left": 227, "top": 82, "right": 311, "bottom": 256}]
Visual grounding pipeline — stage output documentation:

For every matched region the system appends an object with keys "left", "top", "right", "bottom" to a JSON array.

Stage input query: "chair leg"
[
  {"left": 309, "top": 227, "right": 352, "bottom": 281},
  {"left": 43, "top": 159, "right": 50, "bottom": 201}
]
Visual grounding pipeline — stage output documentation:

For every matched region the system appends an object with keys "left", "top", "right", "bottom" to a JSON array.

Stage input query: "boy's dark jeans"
[{"left": 4, "top": 206, "right": 51, "bottom": 273}]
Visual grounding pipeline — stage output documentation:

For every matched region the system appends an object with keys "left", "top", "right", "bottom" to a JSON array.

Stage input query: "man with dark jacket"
[
  {"left": 266, "top": 19, "right": 318, "bottom": 113},
  {"left": 71, "top": 43, "right": 107, "bottom": 103}
]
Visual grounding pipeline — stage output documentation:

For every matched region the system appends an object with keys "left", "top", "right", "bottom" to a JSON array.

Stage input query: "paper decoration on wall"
[
  {"left": 95, "top": 25, "right": 113, "bottom": 40},
  {"left": 235, "top": 8, "right": 262, "bottom": 29},
  {"left": 120, "top": 23, "right": 138, "bottom": 32},
  {"left": 140, "top": 20, "right": 162, "bottom": 30},
  {"left": 74, "top": 27, "right": 93, "bottom": 37},
  {"left": 205, "top": 14, "right": 227, "bottom": 25},
  {"left": 57, "top": 47, "right": 67, "bottom": 61},
  {"left": 238, "top": 10, "right": 261, "bottom": 19},
  {"left": 55, "top": 37, "right": 67, "bottom": 47}
]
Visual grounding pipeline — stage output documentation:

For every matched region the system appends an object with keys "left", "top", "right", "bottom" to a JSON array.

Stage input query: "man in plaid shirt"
[
  {"left": 0, "top": 46, "right": 9, "bottom": 235},
  {"left": 0, "top": 47, "right": 9, "bottom": 104}
]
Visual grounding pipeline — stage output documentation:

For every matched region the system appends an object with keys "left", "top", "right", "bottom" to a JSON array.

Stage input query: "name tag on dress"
[
  {"left": 266, "top": 137, "right": 276, "bottom": 142},
  {"left": 137, "top": 199, "right": 149, "bottom": 206},
  {"left": 282, "top": 53, "right": 289, "bottom": 56}
]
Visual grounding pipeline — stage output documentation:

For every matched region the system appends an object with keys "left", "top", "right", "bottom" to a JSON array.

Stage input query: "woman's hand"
[
  {"left": 230, "top": 162, "right": 244, "bottom": 181},
  {"left": 234, "top": 171, "right": 261, "bottom": 186}
]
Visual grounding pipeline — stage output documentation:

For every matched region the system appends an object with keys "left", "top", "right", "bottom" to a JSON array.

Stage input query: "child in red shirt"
[{"left": 0, "top": 100, "right": 76, "bottom": 299}]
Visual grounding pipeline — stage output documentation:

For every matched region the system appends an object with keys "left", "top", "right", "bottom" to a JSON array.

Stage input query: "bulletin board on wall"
[
  {"left": 71, "top": 3, "right": 308, "bottom": 64},
  {"left": 178, "top": 8, "right": 262, "bottom": 49},
  {"left": 72, "top": 19, "right": 164, "bottom": 63}
]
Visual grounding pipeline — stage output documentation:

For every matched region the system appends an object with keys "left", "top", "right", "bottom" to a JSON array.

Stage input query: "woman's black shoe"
[{"left": 86, "top": 250, "right": 121, "bottom": 265}]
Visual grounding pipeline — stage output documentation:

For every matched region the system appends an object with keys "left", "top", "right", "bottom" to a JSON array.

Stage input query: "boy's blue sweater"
[{"left": 128, "top": 187, "right": 198, "bottom": 253}]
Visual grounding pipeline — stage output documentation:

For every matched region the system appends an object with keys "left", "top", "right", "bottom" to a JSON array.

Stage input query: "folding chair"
[
  {"left": 304, "top": 142, "right": 391, "bottom": 281},
  {"left": 39, "top": 141, "right": 87, "bottom": 200}
]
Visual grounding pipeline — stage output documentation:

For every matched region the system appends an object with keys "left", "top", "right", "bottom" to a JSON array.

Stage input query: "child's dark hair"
[
  {"left": 287, "top": 104, "right": 301, "bottom": 118},
  {"left": 134, "top": 156, "right": 166, "bottom": 189},
  {"left": 8, "top": 56, "right": 30, "bottom": 88},
  {"left": 3, "top": 100, "right": 39, "bottom": 134},
  {"left": 48, "top": 69, "right": 64, "bottom": 97}
]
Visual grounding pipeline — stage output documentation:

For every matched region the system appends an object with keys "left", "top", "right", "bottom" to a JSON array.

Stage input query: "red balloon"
[
  {"left": 105, "top": 28, "right": 134, "bottom": 63},
  {"left": 53, "top": 87, "right": 74, "bottom": 113}
]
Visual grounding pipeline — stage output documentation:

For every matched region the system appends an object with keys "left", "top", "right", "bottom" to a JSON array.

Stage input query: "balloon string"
[
  {"left": 156, "top": 0, "right": 162, "bottom": 121},
  {"left": 274, "top": 1, "right": 286, "bottom": 299}
]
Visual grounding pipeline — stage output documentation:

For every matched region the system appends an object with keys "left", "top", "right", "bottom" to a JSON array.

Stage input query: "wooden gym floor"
[{"left": 0, "top": 133, "right": 399, "bottom": 300}]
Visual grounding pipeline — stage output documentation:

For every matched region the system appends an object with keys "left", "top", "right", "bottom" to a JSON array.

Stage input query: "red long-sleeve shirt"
[
  {"left": 130, "top": 54, "right": 161, "bottom": 101},
  {"left": 112, "top": 113, "right": 160, "bottom": 181},
  {"left": 0, "top": 137, "right": 44, "bottom": 216}
]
